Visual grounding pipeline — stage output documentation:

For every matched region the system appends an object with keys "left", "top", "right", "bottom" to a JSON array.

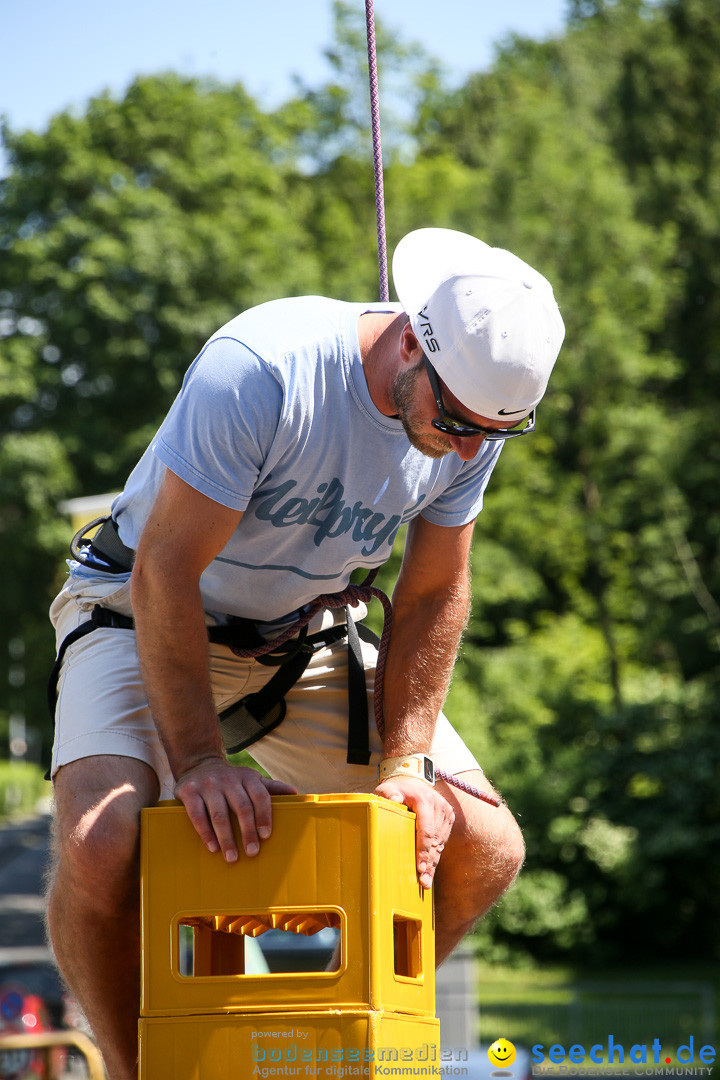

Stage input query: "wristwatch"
[{"left": 378, "top": 753, "right": 435, "bottom": 786}]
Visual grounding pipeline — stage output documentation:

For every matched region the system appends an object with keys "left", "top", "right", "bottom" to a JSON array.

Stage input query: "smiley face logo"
[{"left": 488, "top": 1039, "right": 517, "bottom": 1070}]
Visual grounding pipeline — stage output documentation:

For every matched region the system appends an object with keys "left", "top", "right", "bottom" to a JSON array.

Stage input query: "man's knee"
[
  {"left": 50, "top": 757, "right": 159, "bottom": 912},
  {"left": 463, "top": 803, "right": 524, "bottom": 894},
  {"left": 488, "top": 809, "right": 525, "bottom": 891},
  {"left": 436, "top": 780, "right": 526, "bottom": 919}
]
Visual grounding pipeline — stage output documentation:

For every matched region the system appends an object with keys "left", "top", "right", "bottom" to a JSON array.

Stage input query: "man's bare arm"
[
  {"left": 375, "top": 515, "right": 476, "bottom": 888},
  {"left": 130, "top": 468, "right": 295, "bottom": 862}
]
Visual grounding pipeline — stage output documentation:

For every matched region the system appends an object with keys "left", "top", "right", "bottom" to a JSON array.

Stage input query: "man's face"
[
  {"left": 391, "top": 359, "right": 493, "bottom": 461},
  {"left": 391, "top": 360, "right": 451, "bottom": 458}
]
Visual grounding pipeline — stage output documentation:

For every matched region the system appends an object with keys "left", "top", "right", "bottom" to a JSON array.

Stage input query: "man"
[{"left": 46, "top": 228, "right": 564, "bottom": 1079}]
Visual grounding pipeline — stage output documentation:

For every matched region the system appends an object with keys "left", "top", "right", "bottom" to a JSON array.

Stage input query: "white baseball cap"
[{"left": 392, "top": 228, "right": 565, "bottom": 421}]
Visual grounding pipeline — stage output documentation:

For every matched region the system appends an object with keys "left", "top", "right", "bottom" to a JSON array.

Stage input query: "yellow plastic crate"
[
  {"left": 140, "top": 795, "right": 435, "bottom": 1019},
  {"left": 138, "top": 1009, "right": 441, "bottom": 1080}
]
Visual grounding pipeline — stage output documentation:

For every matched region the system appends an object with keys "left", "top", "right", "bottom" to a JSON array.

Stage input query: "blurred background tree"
[{"left": 0, "top": 0, "right": 717, "bottom": 965}]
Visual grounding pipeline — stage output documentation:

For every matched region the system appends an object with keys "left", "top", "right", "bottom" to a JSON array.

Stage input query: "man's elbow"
[
  {"left": 129, "top": 543, "right": 173, "bottom": 611},
  {"left": 393, "top": 578, "right": 471, "bottom": 629}
]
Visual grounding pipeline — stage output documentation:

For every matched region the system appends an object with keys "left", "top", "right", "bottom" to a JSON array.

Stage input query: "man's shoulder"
[
  {"left": 209, "top": 296, "right": 401, "bottom": 356},
  {"left": 210, "top": 296, "right": 354, "bottom": 351}
]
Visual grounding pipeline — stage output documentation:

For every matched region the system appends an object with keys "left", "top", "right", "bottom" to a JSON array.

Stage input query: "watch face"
[{"left": 423, "top": 757, "right": 434, "bottom": 783}]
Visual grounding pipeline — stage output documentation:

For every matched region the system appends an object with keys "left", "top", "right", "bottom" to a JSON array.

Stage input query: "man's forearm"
[
  {"left": 130, "top": 561, "right": 224, "bottom": 779},
  {"left": 381, "top": 578, "right": 471, "bottom": 758}
]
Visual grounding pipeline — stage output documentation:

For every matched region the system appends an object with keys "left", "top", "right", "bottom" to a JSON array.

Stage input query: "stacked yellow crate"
[{"left": 139, "top": 794, "right": 440, "bottom": 1079}]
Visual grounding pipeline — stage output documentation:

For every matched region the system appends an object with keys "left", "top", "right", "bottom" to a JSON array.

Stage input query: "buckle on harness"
[{"left": 71, "top": 516, "right": 135, "bottom": 573}]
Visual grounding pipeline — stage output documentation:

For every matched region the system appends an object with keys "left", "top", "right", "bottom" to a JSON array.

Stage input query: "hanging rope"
[
  {"left": 362, "top": 3, "right": 501, "bottom": 810},
  {"left": 364, "top": 0, "right": 389, "bottom": 302}
]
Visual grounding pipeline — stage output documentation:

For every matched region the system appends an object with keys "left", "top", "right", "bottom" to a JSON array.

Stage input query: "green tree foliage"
[
  {"left": 0, "top": 0, "right": 717, "bottom": 963},
  {"left": 416, "top": 0, "right": 720, "bottom": 962},
  {"left": 1, "top": 74, "right": 321, "bottom": 491},
  {"left": 0, "top": 74, "right": 316, "bottom": 744}
]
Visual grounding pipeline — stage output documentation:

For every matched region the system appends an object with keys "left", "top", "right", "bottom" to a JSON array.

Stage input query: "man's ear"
[{"left": 399, "top": 320, "right": 422, "bottom": 365}]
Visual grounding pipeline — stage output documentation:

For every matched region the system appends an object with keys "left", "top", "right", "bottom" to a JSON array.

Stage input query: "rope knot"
[{"left": 316, "top": 583, "right": 373, "bottom": 611}]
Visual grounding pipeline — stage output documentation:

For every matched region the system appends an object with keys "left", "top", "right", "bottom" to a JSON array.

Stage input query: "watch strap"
[{"left": 378, "top": 753, "right": 435, "bottom": 786}]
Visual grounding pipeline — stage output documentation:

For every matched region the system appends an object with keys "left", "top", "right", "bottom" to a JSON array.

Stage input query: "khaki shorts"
[{"left": 50, "top": 574, "right": 481, "bottom": 801}]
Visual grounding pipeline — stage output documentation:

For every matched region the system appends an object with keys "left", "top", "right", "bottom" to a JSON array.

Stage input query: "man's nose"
[{"left": 450, "top": 435, "right": 485, "bottom": 460}]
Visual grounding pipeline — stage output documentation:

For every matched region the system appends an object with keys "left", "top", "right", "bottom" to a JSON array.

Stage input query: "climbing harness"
[{"left": 51, "top": 517, "right": 386, "bottom": 770}]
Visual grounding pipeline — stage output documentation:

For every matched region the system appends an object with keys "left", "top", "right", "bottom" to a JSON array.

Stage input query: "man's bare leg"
[
  {"left": 46, "top": 755, "right": 160, "bottom": 1080},
  {"left": 433, "top": 769, "right": 525, "bottom": 964}
]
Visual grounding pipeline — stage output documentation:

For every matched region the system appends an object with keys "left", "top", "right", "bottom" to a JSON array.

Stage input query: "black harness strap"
[
  {"left": 47, "top": 605, "right": 134, "bottom": 720},
  {"left": 44, "top": 605, "right": 135, "bottom": 781},
  {"left": 209, "top": 620, "right": 312, "bottom": 668},
  {"left": 48, "top": 604, "right": 372, "bottom": 765},
  {"left": 346, "top": 608, "right": 370, "bottom": 765}
]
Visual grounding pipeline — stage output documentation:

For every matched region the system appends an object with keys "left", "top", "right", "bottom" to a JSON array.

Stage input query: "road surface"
[{"left": 0, "top": 807, "right": 53, "bottom": 957}]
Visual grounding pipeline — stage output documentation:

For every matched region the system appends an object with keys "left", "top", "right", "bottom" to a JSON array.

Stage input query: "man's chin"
[{"left": 404, "top": 430, "right": 451, "bottom": 459}]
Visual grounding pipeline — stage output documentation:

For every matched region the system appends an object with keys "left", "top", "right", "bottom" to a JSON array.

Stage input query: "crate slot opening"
[
  {"left": 393, "top": 914, "right": 423, "bottom": 980},
  {"left": 176, "top": 910, "right": 342, "bottom": 976}
]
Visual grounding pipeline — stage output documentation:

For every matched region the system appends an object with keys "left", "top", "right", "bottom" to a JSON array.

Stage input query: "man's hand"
[
  {"left": 175, "top": 758, "right": 297, "bottom": 863},
  {"left": 375, "top": 776, "right": 455, "bottom": 889}
]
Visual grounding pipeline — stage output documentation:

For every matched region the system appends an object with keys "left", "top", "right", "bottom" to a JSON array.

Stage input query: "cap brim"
[{"left": 392, "top": 228, "right": 494, "bottom": 314}]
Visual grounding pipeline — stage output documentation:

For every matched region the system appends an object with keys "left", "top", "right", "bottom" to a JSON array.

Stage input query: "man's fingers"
[
  {"left": 205, "top": 789, "right": 241, "bottom": 861},
  {"left": 177, "top": 775, "right": 240, "bottom": 862},
  {"left": 175, "top": 762, "right": 297, "bottom": 862},
  {"left": 177, "top": 768, "right": 236, "bottom": 859},
  {"left": 375, "top": 778, "right": 455, "bottom": 889},
  {"left": 225, "top": 774, "right": 293, "bottom": 855},
  {"left": 179, "top": 790, "right": 222, "bottom": 854},
  {"left": 415, "top": 807, "right": 453, "bottom": 889}
]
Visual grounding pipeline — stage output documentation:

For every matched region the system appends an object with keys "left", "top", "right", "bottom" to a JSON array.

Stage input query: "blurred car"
[
  {"left": 0, "top": 984, "right": 58, "bottom": 1078},
  {"left": 0, "top": 951, "right": 66, "bottom": 1029},
  {"left": 0, "top": 949, "right": 76, "bottom": 1079},
  {"left": 256, "top": 926, "right": 340, "bottom": 973}
]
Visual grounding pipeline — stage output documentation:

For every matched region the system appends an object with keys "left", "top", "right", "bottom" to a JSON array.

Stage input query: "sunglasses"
[{"left": 424, "top": 358, "right": 536, "bottom": 441}]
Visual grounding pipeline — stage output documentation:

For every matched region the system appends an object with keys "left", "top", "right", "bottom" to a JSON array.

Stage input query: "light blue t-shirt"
[{"left": 109, "top": 296, "right": 502, "bottom": 622}]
